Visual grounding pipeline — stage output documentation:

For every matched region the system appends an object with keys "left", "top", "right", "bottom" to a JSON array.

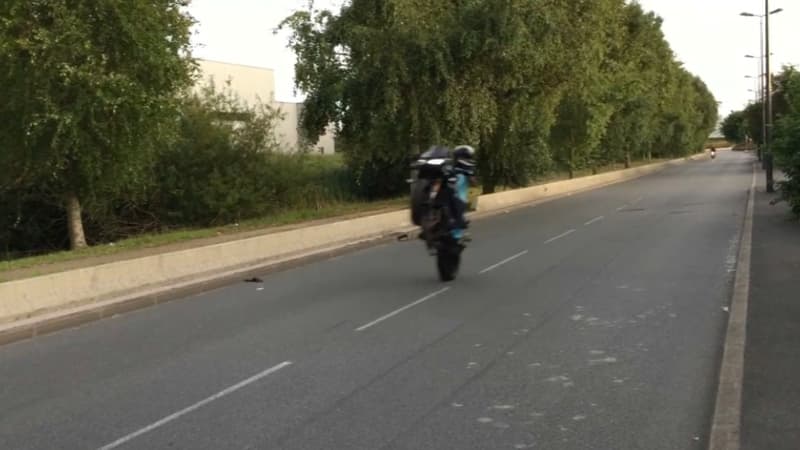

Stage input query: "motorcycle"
[{"left": 409, "top": 147, "right": 467, "bottom": 282}]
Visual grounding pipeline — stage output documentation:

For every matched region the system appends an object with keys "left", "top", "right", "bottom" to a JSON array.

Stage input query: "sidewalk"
[{"left": 742, "top": 173, "right": 800, "bottom": 450}]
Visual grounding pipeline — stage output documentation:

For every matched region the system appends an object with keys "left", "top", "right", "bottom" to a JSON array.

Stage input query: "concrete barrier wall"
[
  {"left": 0, "top": 210, "right": 411, "bottom": 324},
  {"left": 476, "top": 159, "right": 684, "bottom": 212},
  {"left": 0, "top": 155, "right": 701, "bottom": 324}
]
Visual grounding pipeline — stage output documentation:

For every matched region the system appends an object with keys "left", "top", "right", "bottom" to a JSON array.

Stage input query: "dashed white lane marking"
[
  {"left": 98, "top": 361, "right": 293, "bottom": 450},
  {"left": 479, "top": 250, "right": 529, "bottom": 274},
  {"left": 544, "top": 229, "right": 576, "bottom": 245},
  {"left": 584, "top": 216, "right": 605, "bottom": 226},
  {"left": 355, "top": 287, "right": 451, "bottom": 332}
]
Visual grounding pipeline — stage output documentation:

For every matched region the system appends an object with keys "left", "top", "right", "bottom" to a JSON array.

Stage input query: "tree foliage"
[
  {"left": 0, "top": 0, "right": 723, "bottom": 257},
  {"left": 282, "top": 0, "right": 718, "bottom": 195},
  {"left": 721, "top": 110, "right": 748, "bottom": 143},
  {"left": 724, "top": 67, "right": 800, "bottom": 216},
  {"left": 771, "top": 67, "right": 800, "bottom": 216},
  {"left": 0, "top": 0, "right": 196, "bottom": 248},
  {"left": 0, "top": 82, "right": 358, "bottom": 258}
]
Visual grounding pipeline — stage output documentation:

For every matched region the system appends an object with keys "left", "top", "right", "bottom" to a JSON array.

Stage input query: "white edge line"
[
  {"left": 707, "top": 162, "right": 756, "bottom": 450},
  {"left": 355, "top": 287, "right": 451, "bottom": 332},
  {"left": 584, "top": 216, "right": 605, "bottom": 226},
  {"left": 98, "top": 361, "right": 293, "bottom": 450},
  {"left": 479, "top": 250, "right": 529, "bottom": 275},
  {"left": 544, "top": 229, "right": 576, "bottom": 245}
]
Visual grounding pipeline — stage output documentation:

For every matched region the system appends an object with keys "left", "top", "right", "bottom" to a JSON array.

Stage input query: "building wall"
[
  {"left": 275, "top": 102, "right": 336, "bottom": 155},
  {"left": 316, "top": 124, "right": 337, "bottom": 155},
  {"left": 195, "top": 59, "right": 335, "bottom": 154},
  {"left": 196, "top": 59, "right": 275, "bottom": 106},
  {"left": 273, "top": 101, "right": 302, "bottom": 152}
]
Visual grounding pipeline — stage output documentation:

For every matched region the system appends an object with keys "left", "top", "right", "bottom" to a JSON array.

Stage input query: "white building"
[{"left": 195, "top": 59, "right": 336, "bottom": 154}]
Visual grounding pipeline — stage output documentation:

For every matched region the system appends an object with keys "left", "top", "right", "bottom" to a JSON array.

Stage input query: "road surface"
[{"left": 0, "top": 151, "right": 754, "bottom": 449}]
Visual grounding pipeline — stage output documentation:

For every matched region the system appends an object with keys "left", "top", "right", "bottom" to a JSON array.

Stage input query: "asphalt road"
[{"left": 0, "top": 151, "right": 754, "bottom": 450}]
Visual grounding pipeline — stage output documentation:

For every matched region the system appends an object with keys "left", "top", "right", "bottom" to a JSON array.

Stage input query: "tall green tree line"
[
  {"left": 282, "top": 0, "right": 719, "bottom": 197},
  {"left": 1, "top": 0, "right": 720, "bottom": 256}
]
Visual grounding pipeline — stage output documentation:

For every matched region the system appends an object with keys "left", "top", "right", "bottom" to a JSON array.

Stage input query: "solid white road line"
[
  {"left": 708, "top": 163, "right": 756, "bottom": 450},
  {"left": 355, "top": 287, "right": 451, "bottom": 332},
  {"left": 584, "top": 216, "right": 605, "bottom": 226},
  {"left": 98, "top": 361, "right": 293, "bottom": 450},
  {"left": 479, "top": 250, "right": 529, "bottom": 275},
  {"left": 544, "top": 229, "right": 576, "bottom": 245}
]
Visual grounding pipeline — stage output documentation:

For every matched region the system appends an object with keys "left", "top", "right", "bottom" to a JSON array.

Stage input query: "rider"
[{"left": 449, "top": 145, "right": 476, "bottom": 241}]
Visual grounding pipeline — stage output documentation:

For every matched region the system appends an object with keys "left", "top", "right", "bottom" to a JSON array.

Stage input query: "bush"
[
  {"left": 774, "top": 114, "right": 800, "bottom": 216},
  {"left": 772, "top": 68, "right": 800, "bottom": 216},
  {"left": 142, "top": 82, "right": 359, "bottom": 227}
]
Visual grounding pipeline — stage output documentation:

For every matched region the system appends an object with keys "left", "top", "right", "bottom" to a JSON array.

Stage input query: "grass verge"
[{"left": 0, "top": 198, "right": 406, "bottom": 275}]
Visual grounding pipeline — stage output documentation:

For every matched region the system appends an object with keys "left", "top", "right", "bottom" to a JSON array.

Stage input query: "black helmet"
[{"left": 453, "top": 145, "right": 476, "bottom": 173}]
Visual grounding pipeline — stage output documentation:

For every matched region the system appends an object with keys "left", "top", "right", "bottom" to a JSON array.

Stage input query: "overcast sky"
[{"left": 189, "top": 0, "right": 798, "bottom": 116}]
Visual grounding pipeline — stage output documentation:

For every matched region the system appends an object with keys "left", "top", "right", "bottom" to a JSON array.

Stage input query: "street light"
[
  {"left": 744, "top": 54, "right": 766, "bottom": 161},
  {"left": 741, "top": 8, "right": 783, "bottom": 17},
  {"left": 741, "top": 4, "right": 783, "bottom": 189}
]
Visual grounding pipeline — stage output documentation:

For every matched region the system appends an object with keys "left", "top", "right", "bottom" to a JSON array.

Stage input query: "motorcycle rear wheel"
[{"left": 436, "top": 241, "right": 461, "bottom": 282}]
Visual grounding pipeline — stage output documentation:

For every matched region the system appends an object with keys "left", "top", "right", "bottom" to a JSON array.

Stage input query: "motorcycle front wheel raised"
[{"left": 436, "top": 240, "right": 462, "bottom": 282}]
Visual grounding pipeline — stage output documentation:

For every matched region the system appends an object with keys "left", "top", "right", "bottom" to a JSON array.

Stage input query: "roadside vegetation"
[
  {"left": 1, "top": 0, "right": 718, "bottom": 266},
  {"left": 722, "top": 67, "right": 800, "bottom": 215}
]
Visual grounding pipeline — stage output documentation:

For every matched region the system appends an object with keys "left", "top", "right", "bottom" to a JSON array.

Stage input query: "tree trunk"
[{"left": 66, "top": 192, "right": 88, "bottom": 250}]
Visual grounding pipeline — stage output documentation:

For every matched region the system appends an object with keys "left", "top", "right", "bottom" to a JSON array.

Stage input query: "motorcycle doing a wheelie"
[{"left": 409, "top": 146, "right": 473, "bottom": 282}]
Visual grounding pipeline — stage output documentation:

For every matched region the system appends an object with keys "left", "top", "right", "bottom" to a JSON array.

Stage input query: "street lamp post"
[
  {"left": 745, "top": 76, "right": 759, "bottom": 102},
  {"left": 741, "top": 5, "right": 783, "bottom": 188},
  {"left": 765, "top": 2, "right": 775, "bottom": 192},
  {"left": 745, "top": 54, "right": 766, "bottom": 161}
]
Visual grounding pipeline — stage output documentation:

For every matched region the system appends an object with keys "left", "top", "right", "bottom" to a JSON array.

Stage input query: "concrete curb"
[
  {"left": 707, "top": 161, "right": 756, "bottom": 450},
  {"left": 0, "top": 153, "right": 706, "bottom": 344}
]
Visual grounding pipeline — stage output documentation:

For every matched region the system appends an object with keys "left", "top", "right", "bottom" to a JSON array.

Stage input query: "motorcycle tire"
[{"left": 436, "top": 241, "right": 461, "bottom": 282}]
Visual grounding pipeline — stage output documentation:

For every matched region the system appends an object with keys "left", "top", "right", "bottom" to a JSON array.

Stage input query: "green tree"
[
  {"left": 739, "top": 102, "right": 763, "bottom": 146},
  {"left": 548, "top": 0, "right": 625, "bottom": 177},
  {"left": 600, "top": 3, "right": 671, "bottom": 165},
  {"left": 282, "top": 0, "right": 458, "bottom": 198},
  {"left": 283, "top": 0, "right": 717, "bottom": 196},
  {"left": 0, "top": 0, "right": 195, "bottom": 249},
  {"left": 772, "top": 67, "right": 800, "bottom": 215},
  {"left": 721, "top": 110, "right": 748, "bottom": 143}
]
